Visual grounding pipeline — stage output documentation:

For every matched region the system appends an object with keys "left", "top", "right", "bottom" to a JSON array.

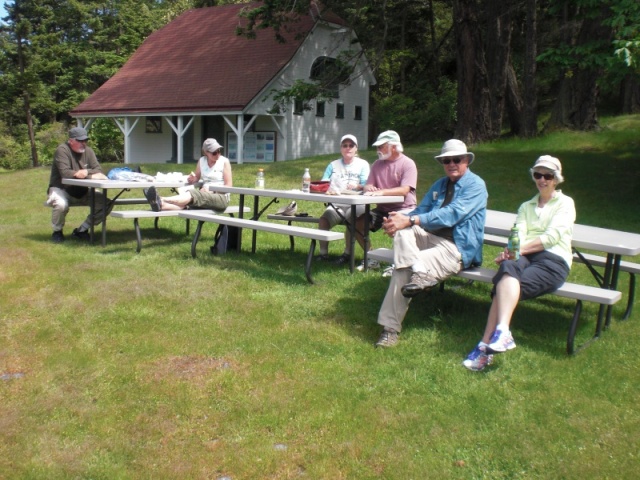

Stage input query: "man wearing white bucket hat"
[
  {"left": 352, "top": 130, "right": 418, "bottom": 271},
  {"left": 374, "top": 139, "right": 488, "bottom": 347}
]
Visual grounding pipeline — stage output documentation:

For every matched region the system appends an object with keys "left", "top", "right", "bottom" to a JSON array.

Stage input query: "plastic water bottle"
[
  {"left": 302, "top": 168, "right": 311, "bottom": 193},
  {"left": 507, "top": 223, "right": 520, "bottom": 260},
  {"left": 255, "top": 168, "right": 265, "bottom": 189}
]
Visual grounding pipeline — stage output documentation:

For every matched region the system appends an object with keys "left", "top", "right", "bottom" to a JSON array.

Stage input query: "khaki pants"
[
  {"left": 46, "top": 187, "right": 112, "bottom": 232},
  {"left": 377, "top": 227, "right": 462, "bottom": 333}
]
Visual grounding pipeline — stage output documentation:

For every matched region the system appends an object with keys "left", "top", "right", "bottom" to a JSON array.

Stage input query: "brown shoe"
[
  {"left": 401, "top": 272, "right": 437, "bottom": 298},
  {"left": 375, "top": 329, "right": 399, "bottom": 348}
]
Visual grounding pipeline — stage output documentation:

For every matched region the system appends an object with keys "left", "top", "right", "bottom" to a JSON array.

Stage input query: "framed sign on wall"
[{"left": 226, "top": 132, "right": 276, "bottom": 163}]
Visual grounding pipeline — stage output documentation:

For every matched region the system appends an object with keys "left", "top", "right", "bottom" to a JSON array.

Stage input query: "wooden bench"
[
  {"left": 483, "top": 233, "right": 638, "bottom": 320},
  {"left": 178, "top": 211, "right": 344, "bottom": 284},
  {"left": 367, "top": 248, "right": 622, "bottom": 354},
  {"left": 266, "top": 214, "right": 321, "bottom": 251},
  {"left": 110, "top": 206, "right": 248, "bottom": 253}
]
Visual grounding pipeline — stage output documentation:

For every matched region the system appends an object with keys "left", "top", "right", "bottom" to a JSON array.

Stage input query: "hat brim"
[
  {"left": 435, "top": 152, "right": 475, "bottom": 165},
  {"left": 532, "top": 162, "right": 558, "bottom": 171}
]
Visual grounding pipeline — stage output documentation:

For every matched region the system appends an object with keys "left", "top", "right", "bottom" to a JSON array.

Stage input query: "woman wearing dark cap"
[{"left": 463, "top": 155, "right": 576, "bottom": 371}]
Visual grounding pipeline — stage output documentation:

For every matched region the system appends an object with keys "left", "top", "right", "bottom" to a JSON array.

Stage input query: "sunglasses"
[
  {"left": 440, "top": 157, "right": 463, "bottom": 165},
  {"left": 341, "top": 143, "right": 356, "bottom": 148},
  {"left": 209, "top": 150, "right": 221, "bottom": 155},
  {"left": 533, "top": 172, "right": 554, "bottom": 180}
]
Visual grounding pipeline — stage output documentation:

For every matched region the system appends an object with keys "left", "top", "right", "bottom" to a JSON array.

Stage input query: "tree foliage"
[{"left": 1, "top": 0, "right": 639, "bottom": 169}]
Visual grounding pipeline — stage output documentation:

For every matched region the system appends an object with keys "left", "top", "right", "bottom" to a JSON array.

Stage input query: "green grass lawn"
[{"left": 1, "top": 116, "right": 639, "bottom": 479}]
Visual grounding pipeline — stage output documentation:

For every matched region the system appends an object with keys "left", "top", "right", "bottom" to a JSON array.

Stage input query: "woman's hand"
[
  {"left": 495, "top": 248, "right": 510, "bottom": 264},
  {"left": 187, "top": 171, "right": 197, "bottom": 184}
]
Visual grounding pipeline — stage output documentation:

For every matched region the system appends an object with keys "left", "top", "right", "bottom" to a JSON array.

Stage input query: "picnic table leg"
[
  {"left": 237, "top": 195, "right": 245, "bottom": 253},
  {"left": 191, "top": 220, "right": 205, "bottom": 258},
  {"left": 623, "top": 273, "right": 635, "bottom": 320},
  {"left": 349, "top": 206, "right": 358, "bottom": 273},
  {"left": 287, "top": 220, "right": 295, "bottom": 251},
  {"left": 305, "top": 239, "right": 318, "bottom": 284},
  {"left": 604, "top": 254, "right": 622, "bottom": 329},
  {"left": 101, "top": 188, "right": 108, "bottom": 247},
  {"left": 566, "top": 300, "right": 582, "bottom": 355},
  {"left": 133, "top": 218, "right": 142, "bottom": 253},
  {"left": 252, "top": 196, "right": 260, "bottom": 253},
  {"left": 362, "top": 205, "right": 371, "bottom": 272},
  {"left": 595, "top": 254, "right": 615, "bottom": 337},
  {"left": 89, "top": 187, "right": 96, "bottom": 245}
]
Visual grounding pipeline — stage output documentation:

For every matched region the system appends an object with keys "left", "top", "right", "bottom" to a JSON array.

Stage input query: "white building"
[{"left": 71, "top": 2, "right": 375, "bottom": 164}]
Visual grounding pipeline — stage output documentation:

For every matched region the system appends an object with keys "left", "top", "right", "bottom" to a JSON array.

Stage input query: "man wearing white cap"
[
  {"left": 46, "top": 126, "right": 110, "bottom": 243},
  {"left": 353, "top": 130, "right": 418, "bottom": 270},
  {"left": 315, "top": 134, "right": 371, "bottom": 263},
  {"left": 375, "top": 139, "right": 488, "bottom": 347},
  {"left": 144, "top": 138, "right": 232, "bottom": 212}
]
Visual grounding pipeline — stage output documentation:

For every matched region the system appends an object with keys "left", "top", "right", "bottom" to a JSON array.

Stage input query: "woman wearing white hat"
[
  {"left": 463, "top": 155, "right": 576, "bottom": 371},
  {"left": 144, "top": 138, "right": 232, "bottom": 212}
]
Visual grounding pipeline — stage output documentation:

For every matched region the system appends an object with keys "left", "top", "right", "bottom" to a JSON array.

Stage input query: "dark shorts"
[
  {"left": 367, "top": 208, "right": 391, "bottom": 232},
  {"left": 491, "top": 250, "right": 570, "bottom": 301}
]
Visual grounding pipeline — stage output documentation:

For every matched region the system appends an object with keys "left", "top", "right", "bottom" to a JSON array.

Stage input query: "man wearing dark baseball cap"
[{"left": 46, "top": 126, "right": 110, "bottom": 243}]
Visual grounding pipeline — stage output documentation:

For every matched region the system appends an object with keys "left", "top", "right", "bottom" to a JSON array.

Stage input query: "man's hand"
[
  {"left": 382, "top": 211, "right": 410, "bottom": 237},
  {"left": 363, "top": 184, "right": 381, "bottom": 196},
  {"left": 73, "top": 169, "right": 90, "bottom": 179}
]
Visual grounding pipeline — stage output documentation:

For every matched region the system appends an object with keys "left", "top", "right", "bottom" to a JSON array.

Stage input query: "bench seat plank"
[
  {"left": 178, "top": 211, "right": 344, "bottom": 284},
  {"left": 110, "top": 206, "right": 249, "bottom": 253},
  {"left": 367, "top": 247, "right": 622, "bottom": 354}
]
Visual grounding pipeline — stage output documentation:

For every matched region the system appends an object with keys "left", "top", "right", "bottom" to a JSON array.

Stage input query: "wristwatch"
[{"left": 409, "top": 215, "right": 416, "bottom": 226}]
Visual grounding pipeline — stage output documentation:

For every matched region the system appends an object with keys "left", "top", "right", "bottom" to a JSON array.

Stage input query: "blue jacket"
[{"left": 408, "top": 170, "right": 487, "bottom": 268}]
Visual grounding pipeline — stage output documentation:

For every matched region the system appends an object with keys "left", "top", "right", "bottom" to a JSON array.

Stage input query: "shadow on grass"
[
  {"left": 24, "top": 227, "right": 189, "bottom": 251},
  {"left": 329, "top": 273, "right": 603, "bottom": 359}
]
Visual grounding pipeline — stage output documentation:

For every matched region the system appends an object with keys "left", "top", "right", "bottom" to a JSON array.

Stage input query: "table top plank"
[
  {"left": 207, "top": 185, "right": 405, "bottom": 206},
  {"left": 62, "top": 178, "right": 187, "bottom": 189},
  {"left": 485, "top": 209, "right": 640, "bottom": 257}
]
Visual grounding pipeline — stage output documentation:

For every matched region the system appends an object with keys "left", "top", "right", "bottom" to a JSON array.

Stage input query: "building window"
[
  {"left": 310, "top": 56, "right": 350, "bottom": 99},
  {"left": 145, "top": 117, "right": 162, "bottom": 133},
  {"left": 293, "top": 98, "right": 304, "bottom": 115},
  {"left": 316, "top": 101, "right": 325, "bottom": 117},
  {"left": 354, "top": 106, "right": 363, "bottom": 121},
  {"left": 336, "top": 103, "right": 345, "bottom": 119}
]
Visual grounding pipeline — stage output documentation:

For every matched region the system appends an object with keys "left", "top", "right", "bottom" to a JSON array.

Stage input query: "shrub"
[
  {"left": 36, "top": 122, "right": 67, "bottom": 167},
  {"left": 0, "top": 122, "right": 31, "bottom": 170}
]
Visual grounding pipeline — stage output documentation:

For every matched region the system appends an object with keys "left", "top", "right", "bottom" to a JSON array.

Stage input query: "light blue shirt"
[
  {"left": 408, "top": 170, "right": 488, "bottom": 268},
  {"left": 321, "top": 157, "right": 370, "bottom": 188}
]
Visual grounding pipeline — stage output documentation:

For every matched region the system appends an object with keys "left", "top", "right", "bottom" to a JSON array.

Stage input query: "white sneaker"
[
  {"left": 356, "top": 259, "right": 380, "bottom": 272},
  {"left": 486, "top": 329, "right": 516, "bottom": 353},
  {"left": 381, "top": 264, "right": 395, "bottom": 277}
]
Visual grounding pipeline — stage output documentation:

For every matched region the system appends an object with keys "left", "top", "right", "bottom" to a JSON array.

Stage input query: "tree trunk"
[
  {"left": 16, "top": 26, "right": 39, "bottom": 167},
  {"left": 484, "top": 0, "right": 513, "bottom": 139},
  {"left": 545, "top": 7, "right": 613, "bottom": 131},
  {"left": 620, "top": 74, "right": 640, "bottom": 114},
  {"left": 521, "top": 0, "right": 537, "bottom": 137},
  {"left": 453, "top": 0, "right": 491, "bottom": 144},
  {"left": 505, "top": 64, "right": 523, "bottom": 136}
]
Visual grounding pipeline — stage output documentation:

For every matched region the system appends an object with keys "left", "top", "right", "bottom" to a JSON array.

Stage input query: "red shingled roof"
[{"left": 72, "top": 2, "right": 345, "bottom": 116}]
